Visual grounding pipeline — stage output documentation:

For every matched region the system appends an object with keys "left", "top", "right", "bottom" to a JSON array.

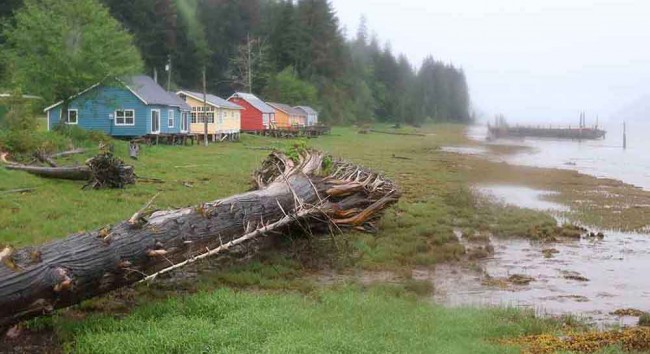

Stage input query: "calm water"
[
  {"left": 433, "top": 185, "right": 650, "bottom": 326},
  {"left": 468, "top": 121, "right": 650, "bottom": 191}
]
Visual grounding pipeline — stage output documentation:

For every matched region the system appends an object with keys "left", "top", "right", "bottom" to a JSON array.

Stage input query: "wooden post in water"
[{"left": 623, "top": 122, "right": 627, "bottom": 150}]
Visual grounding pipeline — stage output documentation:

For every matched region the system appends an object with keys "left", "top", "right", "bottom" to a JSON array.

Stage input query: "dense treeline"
[{"left": 1, "top": 0, "right": 471, "bottom": 125}]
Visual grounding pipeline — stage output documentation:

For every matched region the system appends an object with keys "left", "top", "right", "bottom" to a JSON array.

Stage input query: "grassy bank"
[
  {"left": 59, "top": 288, "right": 561, "bottom": 354},
  {"left": 1, "top": 124, "right": 648, "bottom": 353}
]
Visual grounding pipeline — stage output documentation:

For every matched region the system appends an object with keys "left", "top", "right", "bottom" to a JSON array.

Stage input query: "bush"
[
  {"left": 0, "top": 106, "right": 111, "bottom": 157},
  {"left": 640, "top": 313, "right": 650, "bottom": 327},
  {"left": 54, "top": 124, "right": 110, "bottom": 146},
  {"left": 0, "top": 129, "right": 70, "bottom": 156}
]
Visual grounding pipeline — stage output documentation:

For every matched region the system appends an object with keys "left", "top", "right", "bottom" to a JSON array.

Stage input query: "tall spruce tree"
[
  {"left": 2, "top": 0, "right": 143, "bottom": 122},
  {"left": 2, "top": 0, "right": 472, "bottom": 125}
]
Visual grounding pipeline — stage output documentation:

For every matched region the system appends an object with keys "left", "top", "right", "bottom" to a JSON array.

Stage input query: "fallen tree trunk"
[
  {"left": 51, "top": 148, "right": 87, "bottom": 159},
  {"left": 2, "top": 152, "right": 135, "bottom": 189},
  {"left": 369, "top": 129, "right": 426, "bottom": 137},
  {"left": 4, "top": 164, "right": 91, "bottom": 180},
  {"left": 0, "top": 150, "right": 400, "bottom": 328}
]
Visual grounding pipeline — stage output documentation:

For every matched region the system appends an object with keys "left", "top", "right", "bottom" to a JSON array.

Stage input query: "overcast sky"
[{"left": 330, "top": 0, "right": 650, "bottom": 124}]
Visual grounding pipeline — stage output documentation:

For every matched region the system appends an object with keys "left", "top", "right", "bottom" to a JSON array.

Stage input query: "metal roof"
[
  {"left": 228, "top": 92, "right": 275, "bottom": 114},
  {"left": 44, "top": 75, "right": 191, "bottom": 112},
  {"left": 294, "top": 106, "right": 318, "bottom": 115},
  {"left": 177, "top": 90, "right": 243, "bottom": 110},
  {"left": 122, "top": 75, "right": 190, "bottom": 109},
  {"left": 267, "top": 102, "right": 305, "bottom": 116},
  {"left": 165, "top": 91, "right": 192, "bottom": 111}
]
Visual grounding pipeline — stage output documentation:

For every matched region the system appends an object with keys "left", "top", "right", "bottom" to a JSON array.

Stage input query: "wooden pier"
[
  {"left": 488, "top": 125, "right": 606, "bottom": 140},
  {"left": 488, "top": 114, "right": 606, "bottom": 140}
]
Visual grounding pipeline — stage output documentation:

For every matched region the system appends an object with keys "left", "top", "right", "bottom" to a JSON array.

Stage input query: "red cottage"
[{"left": 227, "top": 92, "right": 275, "bottom": 131}]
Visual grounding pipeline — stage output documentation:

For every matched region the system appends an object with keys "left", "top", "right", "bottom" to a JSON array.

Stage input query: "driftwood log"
[
  {"left": 0, "top": 150, "right": 400, "bottom": 328},
  {"left": 369, "top": 129, "right": 426, "bottom": 137},
  {"left": 4, "top": 164, "right": 91, "bottom": 180},
  {"left": 2, "top": 152, "right": 135, "bottom": 189}
]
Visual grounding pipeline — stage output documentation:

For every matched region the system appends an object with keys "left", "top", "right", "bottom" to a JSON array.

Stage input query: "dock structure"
[{"left": 488, "top": 114, "right": 606, "bottom": 140}]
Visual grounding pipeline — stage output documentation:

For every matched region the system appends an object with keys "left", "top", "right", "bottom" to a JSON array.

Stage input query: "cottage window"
[
  {"left": 190, "top": 112, "right": 214, "bottom": 124},
  {"left": 115, "top": 109, "right": 135, "bottom": 126},
  {"left": 66, "top": 109, "right": 78, "bottom": 125},
  {"left": 168, "top": 110, "right": 174, "bottom": 128}
]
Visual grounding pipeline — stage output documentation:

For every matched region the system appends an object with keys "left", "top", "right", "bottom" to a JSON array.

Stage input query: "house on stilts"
[
  {"left": 267, "top": 102, "right": 307, "bottom": 129},
  {"left": 294, "top": 106, "right": 319, "bottom": 127},
  {"left": 176, "top": 90, "right": 244, "bottom": 141},
  {"left": 44, "top": 75, "right": 191, "bottom": 138},
  {"left": 227, "top": 92, "right": 275, "bottom": 132}
]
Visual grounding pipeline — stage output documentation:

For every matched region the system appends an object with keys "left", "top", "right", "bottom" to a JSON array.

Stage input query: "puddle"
[
  {"left": 475, "top": 184, "right": 570, "bottom": 212},
  {"left": 433, "top": 230, "right": 650, "bottom": 327},
  {"left": 440, "top": 146, "right": 488, "bottom": 155}
]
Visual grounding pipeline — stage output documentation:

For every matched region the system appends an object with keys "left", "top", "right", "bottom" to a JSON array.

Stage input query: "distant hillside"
[{"left": 0, "top": 0, "right": 472, "bottom": 126}]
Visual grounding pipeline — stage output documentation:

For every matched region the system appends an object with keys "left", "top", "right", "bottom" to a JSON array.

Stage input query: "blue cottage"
[{"left": 45, "top": 75, "right": 191, "bottom": 137}]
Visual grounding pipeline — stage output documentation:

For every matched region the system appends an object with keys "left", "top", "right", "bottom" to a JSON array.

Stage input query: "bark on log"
[
  {"left": 0, "top": 150, "right": 400, "bottom": 328},
  {"left": 2, "top": 152, "right": 135, "bottom": 189},
  {"left": 4, "top": 164, "right": 91, "bottom": 180}
]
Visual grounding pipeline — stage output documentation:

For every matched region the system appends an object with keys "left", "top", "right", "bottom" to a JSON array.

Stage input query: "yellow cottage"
[{"left": 176, "top": 90, "right": 244, "bottom": 140}]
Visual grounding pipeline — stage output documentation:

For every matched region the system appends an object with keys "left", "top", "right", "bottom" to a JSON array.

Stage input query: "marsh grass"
[
  {"left": 1, "top": 123, "right": 641, "bottom": 353},
  {"left": 59, "top": 288, "right": 564, "bottom": 354}
]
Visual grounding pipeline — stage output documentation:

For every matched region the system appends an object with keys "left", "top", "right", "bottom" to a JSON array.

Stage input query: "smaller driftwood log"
[
  {"left": 0, "top": 149, "right": 400, "bottom": 328},
  {"left": 2, "top": 152, "right": 135, "bottom": 189}
]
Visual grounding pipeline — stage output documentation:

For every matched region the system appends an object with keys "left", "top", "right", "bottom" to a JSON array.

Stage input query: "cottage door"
[
  {"left": 151, "top": 109, "right": 160, "bottom": 134},
  {"left": 181, "top": 112, "right": 188, "bottom": 133}
]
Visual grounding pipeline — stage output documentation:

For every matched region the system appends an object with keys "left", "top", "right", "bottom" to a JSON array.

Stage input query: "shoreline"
[{"left": 1, "top": 123, "right": 648, "bottom": 353}]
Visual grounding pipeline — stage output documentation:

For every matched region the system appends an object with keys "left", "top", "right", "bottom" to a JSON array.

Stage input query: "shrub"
[
  {"left": 0, "top": 129, "right": 71, "bottom": 156},
  {"left": 640, "top": 313, "right": 650, "bottom": 327},
  {"left": 54, "top": 125, "right": 111, "bottom": 146}
]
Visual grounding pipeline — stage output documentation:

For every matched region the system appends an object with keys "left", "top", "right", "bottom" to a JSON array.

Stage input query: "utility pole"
[
  {"left": 203, "top": 67, "right": 209, "bottom": 147},
  {"left": 166, "top": 55, "right": 172, "bottom": 92},
  {"left": 623, "top": 122, "right": 627, "bottom": 150},
  {"left": 247, "top": 33, "right": 253, "bottom": 93}
]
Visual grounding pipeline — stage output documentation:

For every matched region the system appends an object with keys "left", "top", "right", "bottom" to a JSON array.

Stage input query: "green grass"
[
  {"left": 1, "top": 124, "right": 612, "bottom": 353},
  {"left": 58, "top": 288, "right": 559, "bottom": 354},
  {"left": 0, "top": 134, "right": 283, "bottom": 246}
]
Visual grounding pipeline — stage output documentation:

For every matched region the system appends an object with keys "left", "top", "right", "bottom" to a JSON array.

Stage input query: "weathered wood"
[
  {"left": 51, "top": 148, "right": 87, "bottom": 159},
  {"left": 369, "top": 129, "right": 426, "bottom": 137},
  {"left": 4, "top": 164, "right": 91, "bottom": 180},
  {"left": 0, "top": 150, "right": 400, "bottom": 328},
  {"left": 34, "top": 151, "right": 58, "bottom": 168},
  {"left": 0, "top": 188, "right": 35, "bottom": 195},
  {"left": 3, "top": 152, "right": 135, "bottom": 189}
]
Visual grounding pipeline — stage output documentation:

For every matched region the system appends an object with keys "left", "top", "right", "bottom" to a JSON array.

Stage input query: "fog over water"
[
  {"left": 469, "top": 120, "right": 650, "bottom": 191},
  {"left": 331, "top": 1, "right": 650, "bottom": 124}
]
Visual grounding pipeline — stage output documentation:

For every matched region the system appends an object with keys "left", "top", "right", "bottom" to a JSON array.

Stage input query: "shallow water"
[
  {"left": 439, "top": 146, "right": 488, "bottom": 156},
  {"left": 468, "top": 122, "right": 650, "bottom": 191},
  {"left": 432, "top": 185, "right": 650, "bottom": 327},
  {"left": 434, "top": 231, "right": 650, "bottom": 326},
  {"left": 475, "top": 185, "right": 570, "bottom": 212}
]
